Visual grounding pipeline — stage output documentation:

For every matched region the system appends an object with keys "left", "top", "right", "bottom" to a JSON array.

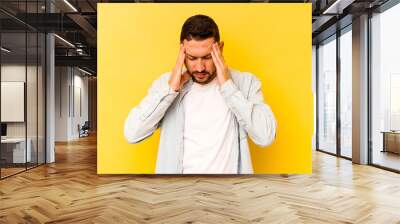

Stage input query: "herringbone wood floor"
[{"left": 1, "top": 134, "right": 400, "bottom": 224}]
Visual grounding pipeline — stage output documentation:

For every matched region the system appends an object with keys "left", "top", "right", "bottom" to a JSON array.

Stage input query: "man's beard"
[{"left": 189, "top": 70, "right": 217, "bottom": 85}]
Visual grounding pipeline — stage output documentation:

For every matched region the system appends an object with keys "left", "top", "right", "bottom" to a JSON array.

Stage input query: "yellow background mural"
[{"left": 98, "top": 3, "right": 312, "bottom": 174}]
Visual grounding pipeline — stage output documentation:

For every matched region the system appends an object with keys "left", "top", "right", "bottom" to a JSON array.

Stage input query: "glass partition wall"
[
  {"left": 0, "top": 1, "right": 46, "bottom": 179},
  {"left": 370, "top": 2, "right": 400, "bottom": 172},
  {"left": 339, "top": 27, "right": 352, "bottom": 159},
  {"left": 317, "top": 35, "right": 337, "bottom": 155},
  {"left": 316, "top": 26, "right": 353, "bottom": 159},
  {"left": 316, "top": 0, "right": 400, "bottom": 172}
]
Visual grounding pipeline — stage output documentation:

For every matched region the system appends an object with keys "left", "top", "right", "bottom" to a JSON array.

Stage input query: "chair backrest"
[{"left": 82, "top": 121, "right": 90, "bottom": 129}]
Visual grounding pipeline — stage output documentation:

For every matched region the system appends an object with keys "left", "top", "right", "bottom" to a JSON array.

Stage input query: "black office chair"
[{"left": 79, "top": 121, "right": 90, "bottom": 138}]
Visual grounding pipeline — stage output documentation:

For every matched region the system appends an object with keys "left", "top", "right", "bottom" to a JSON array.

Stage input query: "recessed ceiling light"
[
  {"left": 77, "top": 67, "right": 93, "bottom": 76},
  {"left": 63, "top": 0, "right": 78, "bottom": 12},
  {"left": 323, "top": 0, "right": 355, "bottom": 15},
  {"left": 54, "top": 34, "right": 75, "bottom": 48},
  {"left": 1, "top": 47, "right": 11, "bottom": 53}
]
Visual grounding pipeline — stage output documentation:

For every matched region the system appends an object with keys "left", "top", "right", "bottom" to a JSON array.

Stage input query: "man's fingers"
[
  {"left": 174, "top": 44, "right": 186, "bottom": 73},
  {"left": 212, "top": 44, "right": 224, "bottom": 68},
  {"left": 178, "top": 45, "right": 185, "bottom": 64},
  {"left": 213, "top": 43, "right": 224, "bottom": 61},
  {"left": 179, "top": 44, "right": 185, "bottom": 58},
  {"left": 213, "top": 43, "right": 223, "bottom": 65},
  {"left": 169, "top": 44, "right": 187, "bottom": 91},
  {"left": 211, "top": 50, "right": 220, "bottom": 69}
]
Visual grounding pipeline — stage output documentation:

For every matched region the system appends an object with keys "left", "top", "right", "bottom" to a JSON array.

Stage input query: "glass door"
[
  {"left": 317, "top": 35, "right": 337, "bottom": 155},
  {"left": 339, "top": 27, "right": 352, "bottom": 159}
]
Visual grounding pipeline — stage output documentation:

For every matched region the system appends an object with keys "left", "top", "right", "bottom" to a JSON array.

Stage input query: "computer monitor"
[{"left": 1, "top": 123, "right": 7, "bottom": 137}]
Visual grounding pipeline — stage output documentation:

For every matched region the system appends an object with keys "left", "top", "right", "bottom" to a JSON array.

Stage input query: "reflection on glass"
[
  {"left": 390, "top": 75, "right": 400, "bottom": 130},
  {"left": 38, "top": 32, "right": 46, "bottom": 165},
  {"left": 0, "top": 1, "right": 47, "bottom": 179},
  {"left": 371, "top": 3, "right": 400, "bottom": 171},
  {"left": 318, "top": 36, "right": 337, "bottom": 154},
  {"left": 27, "top": 31, "right": 38, "bottom": 169},
  {"left": 1, "top": 32, "right": 27, "bottom": 177},
  {"left": 340, "top": 29, "right": 352, "bottom": 158}
]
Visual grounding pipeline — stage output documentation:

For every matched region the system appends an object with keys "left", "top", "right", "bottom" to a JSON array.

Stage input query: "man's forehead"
[{"left": 183, "top": 38, "right": 214, "bottom": 52}]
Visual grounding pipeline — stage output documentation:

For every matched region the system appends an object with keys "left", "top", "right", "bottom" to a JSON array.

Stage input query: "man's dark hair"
[{"left": 180, "top": 15, "right": 220, "bottom": 43}]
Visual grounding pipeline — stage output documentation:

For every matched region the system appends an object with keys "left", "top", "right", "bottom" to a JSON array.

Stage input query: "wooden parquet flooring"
[{"left": 1, "top": 134, "right": 400, "bottom": 223}]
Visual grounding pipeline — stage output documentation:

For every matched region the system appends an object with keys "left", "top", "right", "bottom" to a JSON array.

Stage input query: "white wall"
[
  {"left": 1, "top": 65, "right": 40, "bottom": 137},
  {"left": 55, "top": 67, "right": 89, "bottom": 141},
  {"left": 55, "top": 66, "right": 69, "bottom": 141},
  {"left": 1, "top": 65, "right": 26, "bottom": 131},
  {"left": 72, "top": 72, "right": 89, "bottom": 138}
]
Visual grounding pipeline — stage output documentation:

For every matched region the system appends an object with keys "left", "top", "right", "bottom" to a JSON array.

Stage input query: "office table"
[
  {"left": 1, "top": 138, "right": 32, "bottom": 163},
  {"left": 381, "top": 131, "right": 400, "bottom": 154}
]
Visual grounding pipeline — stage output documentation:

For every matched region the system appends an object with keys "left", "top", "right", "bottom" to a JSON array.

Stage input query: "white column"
[
  {"left": 352, "top": 14, "right": 369, "bottom": 164},
  {"left": 45, "top": 1, "right": 56, "bottom": 163},
  {"left": 46, "top": 33, "right": 55, "bottom": 163}
]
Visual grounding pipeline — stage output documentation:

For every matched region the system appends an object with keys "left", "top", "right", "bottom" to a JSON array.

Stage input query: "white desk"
[{"left": 1, "top": 138, "right": 31, "bottom": 163}]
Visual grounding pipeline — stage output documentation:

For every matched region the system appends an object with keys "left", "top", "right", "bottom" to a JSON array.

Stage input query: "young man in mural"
[{"left": 124, "top": 14, "right": 277, "bottom": 174}]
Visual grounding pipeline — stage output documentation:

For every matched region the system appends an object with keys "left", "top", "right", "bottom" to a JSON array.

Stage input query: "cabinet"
[{"left": 382, "top": 131, "right": 400, "bottom": 154}]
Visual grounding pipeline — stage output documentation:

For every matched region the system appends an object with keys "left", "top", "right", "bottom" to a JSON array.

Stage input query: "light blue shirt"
[{"left": 124, "top": 69, "right": 277, "bottom": 174}]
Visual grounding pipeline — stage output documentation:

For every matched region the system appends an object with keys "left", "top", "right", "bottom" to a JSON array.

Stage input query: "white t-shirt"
[{"left": 182, "top": 77, "right": 238, "bottom": 174}]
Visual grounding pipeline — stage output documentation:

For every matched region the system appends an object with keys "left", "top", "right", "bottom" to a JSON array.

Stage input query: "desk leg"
[{"left": 382, "top": 133, "right": 386, "bottom": 153}]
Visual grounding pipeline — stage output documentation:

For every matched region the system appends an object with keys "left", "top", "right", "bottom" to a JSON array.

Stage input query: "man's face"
[{"left": 183, "top": 37, "right": 221, "bottom": 85}]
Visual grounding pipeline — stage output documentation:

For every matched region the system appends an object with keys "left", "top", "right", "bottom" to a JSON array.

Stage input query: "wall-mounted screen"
[{"left": 1, "top": 82, "right": 25, "bottom": 122}]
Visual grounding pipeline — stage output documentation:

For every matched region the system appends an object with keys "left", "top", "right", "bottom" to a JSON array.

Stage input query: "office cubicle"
[{"left": 0, "top": 1, "right": 46, "bottom": 179}]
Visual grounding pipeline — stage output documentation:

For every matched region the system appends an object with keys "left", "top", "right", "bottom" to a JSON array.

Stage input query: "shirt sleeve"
[{"left": 219, "top": 77, "right": 277, "bottom": 147}]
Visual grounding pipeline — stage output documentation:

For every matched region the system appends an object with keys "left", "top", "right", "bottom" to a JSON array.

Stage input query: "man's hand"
[
  {"left": 211, "top": 42, "right": 230, "bottom": 85},
  {"left": 169, "top": 44, "right": 190, "bottom": 92}
]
